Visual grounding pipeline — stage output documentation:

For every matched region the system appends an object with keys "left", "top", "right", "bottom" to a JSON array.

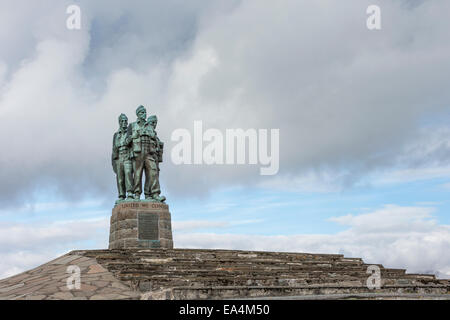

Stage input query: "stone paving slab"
[{"left": 0, "top": 252, "right": 140, "bottom": 300}]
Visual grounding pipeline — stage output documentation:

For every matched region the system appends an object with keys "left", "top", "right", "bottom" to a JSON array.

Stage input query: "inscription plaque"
[{"left": 138, "top": 213, "right": 159, "bottom": 240}]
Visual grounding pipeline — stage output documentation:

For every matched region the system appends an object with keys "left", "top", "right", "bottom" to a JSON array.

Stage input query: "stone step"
[
  {"left": 95, "top": 256, "right": 376, "bottom": 266},
  {"left": 117, "top": 274, "right": 404, "bottom": 283},
  {"left": 104, "top": 263, "right": 406, "bottom": 277},
  {"left": 104, "top": 263, "right": 367, "bottom": 271},
  {"left": 99, "top": 262, "right": 369, "bottom": 276},
  {"left": 402, "top": 273, "right": 437, "bottom": 280},
  {"left": 79, "top": 249, "right": 347, "bottom": 261},
  {"left": 111, "top": 266, "right": 407, "bottom": 278},
  {"left": 100, "top": 258, "right": 357, "bottom": 267},
  {"left": 128, "top": 275, "right": 438, "bottom": 291},
  {"left": 98, "top": 259, "right": 365, "bottom": 269},
  {"left": 248, "top": 293, "right": 450, "bottom": 300},
  {"left": 115, "top": 273, "right": 421, "bottom": 289},
  {"left": 70, "top": 248, "right": 446, "bottom": 301},
  {"left": 142, "top": 284, "right": 450, "bottom": 300}
]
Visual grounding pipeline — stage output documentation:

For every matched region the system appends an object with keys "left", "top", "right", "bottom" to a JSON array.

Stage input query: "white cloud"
[
  {"left": 0, "top": 61, "right": 6, "bottom": 89},
  {"left": 373, "top": 166, "right": 450, "bottom": 185},
  {"left": 174, "top": 219, "right": 264, "bottom": 231},
  {"left": 173, "top": 220, "right": 229, "bottom": 231},
  {"left": 0, "top": 218, "right": 108, "bottom": 249},
  {"left": 329, "top": 205, "right": 437, "bottom": 233},
  {"left": 0, "top": 217, "right": 108, "bottom": 278},
  {"left": 0, "top": 250, "right": 64, "bottom": 280}
]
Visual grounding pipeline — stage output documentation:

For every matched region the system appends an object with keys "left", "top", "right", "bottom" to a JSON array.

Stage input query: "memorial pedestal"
[{"left": 109, "top": 201, "right": 173, "bottom": 249}]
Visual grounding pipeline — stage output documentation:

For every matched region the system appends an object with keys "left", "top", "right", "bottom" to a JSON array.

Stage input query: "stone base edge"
[{"left": 109, "top": 238, "right": 173, "bottom": 249}]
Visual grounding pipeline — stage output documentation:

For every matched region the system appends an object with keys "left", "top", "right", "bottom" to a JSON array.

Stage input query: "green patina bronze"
[
  {"left": 112, "top": 106, "right": 166, "bottom": 204},
  {"left": 112, "top": 114, "right": 134, "bottom": 203},
  {"left": 147, "top": 115, "right": 164, "bottom": 177}
]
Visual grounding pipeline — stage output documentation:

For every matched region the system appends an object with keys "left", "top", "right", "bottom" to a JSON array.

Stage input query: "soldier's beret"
[{"left": 136, "top": 105, "right": 146, "bottom": 115}]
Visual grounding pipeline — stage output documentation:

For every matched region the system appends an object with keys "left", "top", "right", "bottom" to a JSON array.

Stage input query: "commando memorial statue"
[
  {"left": 112, "top": 105, "right": 166, "bottom": 203},
  {"left": 109, "top": 105, "right": 173, "bottom": 250}
]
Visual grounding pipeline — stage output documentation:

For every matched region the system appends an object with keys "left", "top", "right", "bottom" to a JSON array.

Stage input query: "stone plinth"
[{"left": 109, "top": 201, "right": 173, "bottom": 249}]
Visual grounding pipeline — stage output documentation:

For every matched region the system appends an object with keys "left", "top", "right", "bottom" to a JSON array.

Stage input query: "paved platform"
[{"left": 0, "top": 248, "right": 448, "bottom": 300}]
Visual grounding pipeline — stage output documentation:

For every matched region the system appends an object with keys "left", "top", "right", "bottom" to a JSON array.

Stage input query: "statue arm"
[
  {"left": 112, "top": 133, "right": 118, "bottom": 160},
  {"left": 126, "top": 124, "right": 133, "bottom": 144},
  {"left": 112, "top": 133, "right": 118, "bottom": 173},
  {"left": 127, "top": 123, "right": 133, "bottom": 138},
  {"left": 157, "top": 138, "right": 164, "bottom": 163},
  {"left": 126, "top": 124, "right": 136, "bottom": 159}
]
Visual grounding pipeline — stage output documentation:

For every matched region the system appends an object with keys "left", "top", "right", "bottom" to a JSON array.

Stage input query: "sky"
[{"left": 0, "top": 0, "right": 450, "bottom": 279}]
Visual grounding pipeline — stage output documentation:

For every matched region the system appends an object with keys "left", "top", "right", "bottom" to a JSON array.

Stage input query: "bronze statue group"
[{"left": 112, "top": 105, "right": 166, "bottom": 203}]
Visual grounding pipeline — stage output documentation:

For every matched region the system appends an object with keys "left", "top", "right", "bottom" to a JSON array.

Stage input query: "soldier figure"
[
  {"left": 147, "top": 115, "right": 164, "bottom": 175},
  {"left": 128, "top": 105, "right": 166, "bottom": 202},
  {"left": 112, "top": 114, "right": 134, "bottom": 203},
  {"left": 147, "top": 115, "right": 165, "bottom": 202}
]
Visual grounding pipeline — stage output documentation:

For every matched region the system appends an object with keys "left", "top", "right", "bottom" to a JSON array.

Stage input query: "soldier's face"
[
  {"left": 119, "top": 118, "right": 128, "bottom": 128},
  {"left": 149, "top": 120, "right": 157, "bottom": 128},
  {"left": 138, "top": 110, "right": 147, "bottom": 120}
]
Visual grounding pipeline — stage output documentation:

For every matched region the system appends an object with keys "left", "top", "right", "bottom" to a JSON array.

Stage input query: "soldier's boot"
[
  {"left": 152, "top": 194, "right": 166, "bottom": 202},
  {"left": 144, "top": 193, "right": 153, "bottom": 201},
  {"left": 115, "top": 195, "right": 125, "bottom": 205}
]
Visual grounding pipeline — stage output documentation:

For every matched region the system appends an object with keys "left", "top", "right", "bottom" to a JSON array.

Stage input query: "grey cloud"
[{"left": 161, "top": 0, "right": 450, "bottom": 195}]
